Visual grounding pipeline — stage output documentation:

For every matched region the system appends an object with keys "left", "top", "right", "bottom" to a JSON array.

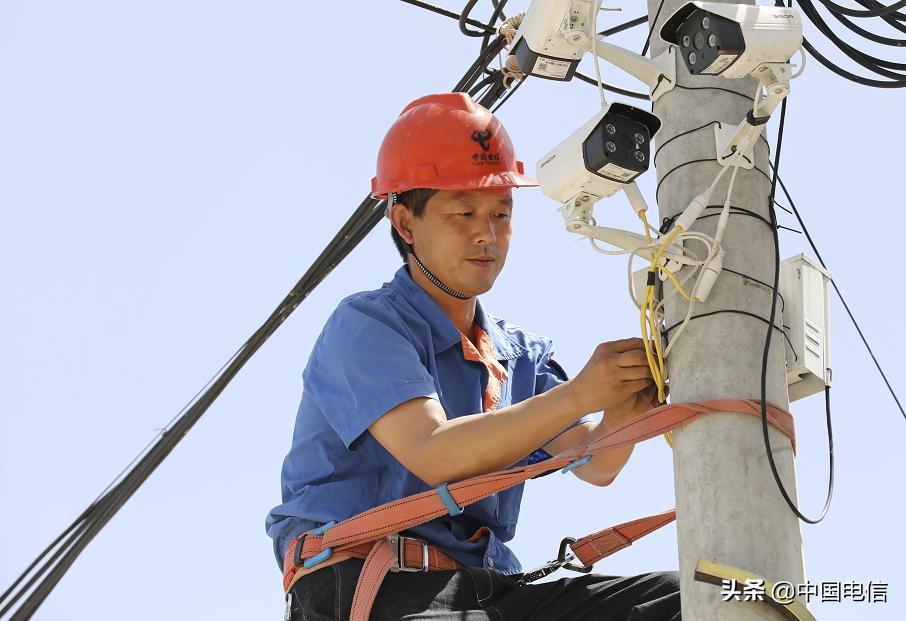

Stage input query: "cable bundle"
[{"left": 793, "top": 0, "right": 906, "bottom": 86}]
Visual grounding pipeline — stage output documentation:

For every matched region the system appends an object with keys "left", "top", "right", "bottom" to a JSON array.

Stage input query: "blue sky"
[{"left": 1, "top": 2, "right": 903, "bottom": 619}]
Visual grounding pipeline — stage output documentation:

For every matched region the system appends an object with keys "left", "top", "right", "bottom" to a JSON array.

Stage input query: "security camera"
[
  {"left": 510, "top": 0, "right": 594, "bottom": 81},
  {"left": 660, "top": 2, "right": 802, "bottom": 78},
  {"left": 510, "top": 0, "right": 677, "bottom": 99},
  {"left": 537, "top": 102, "right": 661, "bottom": 205}
]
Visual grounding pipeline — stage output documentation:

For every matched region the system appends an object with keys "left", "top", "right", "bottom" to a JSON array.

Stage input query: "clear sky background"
[{"left": 1, "top": 2, "right": 903, "bottom": 620}]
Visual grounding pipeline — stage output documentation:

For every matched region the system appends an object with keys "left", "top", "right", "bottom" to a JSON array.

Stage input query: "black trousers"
[{"left": 289, "top": 558, "right": 681, "bottom": 620}]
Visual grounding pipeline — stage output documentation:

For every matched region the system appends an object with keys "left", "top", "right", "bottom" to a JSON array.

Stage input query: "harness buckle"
[
  {"left": 388, "top": 534, "right": 430, "bottom": 573},
  {"left": 292, "top": 521, "right": 337, "bottom": 569}
]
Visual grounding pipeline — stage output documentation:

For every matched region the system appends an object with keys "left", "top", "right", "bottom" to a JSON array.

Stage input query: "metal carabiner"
[{"left": 516, "top": 537, "right": 594, "bottom": 585}]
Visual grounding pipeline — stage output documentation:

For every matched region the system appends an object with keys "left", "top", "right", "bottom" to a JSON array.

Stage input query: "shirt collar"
[{"left": 389, "top": 265, "right": 526, "bottom": 361}]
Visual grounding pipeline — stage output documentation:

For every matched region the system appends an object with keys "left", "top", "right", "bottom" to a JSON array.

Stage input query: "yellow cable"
[
  {"left": 637, "top": 214, "right": 683, "bottom": 449},
  {"left": 640, "top": 284, "right": 660, "bottom": 386},
  {"left": 660, "top": 265, "right": 692, "bottom": 301}
]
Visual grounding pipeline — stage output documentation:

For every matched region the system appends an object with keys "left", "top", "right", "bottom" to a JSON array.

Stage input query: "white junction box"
[{"left": 780, "top": 253, "right": 832, "bottom": 402}]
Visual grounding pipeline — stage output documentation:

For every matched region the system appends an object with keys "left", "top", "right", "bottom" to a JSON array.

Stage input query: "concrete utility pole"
[{"left": 646, "top": 1, "right": 807, "bottom": 619}]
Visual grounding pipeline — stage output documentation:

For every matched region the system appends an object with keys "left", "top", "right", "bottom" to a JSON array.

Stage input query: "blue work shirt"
[{"left": 265, "top": 265, "right": 594, "bottom": 575}]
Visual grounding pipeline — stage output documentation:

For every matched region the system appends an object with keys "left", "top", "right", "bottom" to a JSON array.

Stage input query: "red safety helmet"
[{"left": 371, "top": 93, "right": 537, "bottom": 199}]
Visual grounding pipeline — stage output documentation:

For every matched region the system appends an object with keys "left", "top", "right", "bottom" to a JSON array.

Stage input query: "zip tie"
[
  {"left": 561, "top": 455, "right": 592, "bottom": 474},
  {"left": 435, "top": 483, "right": 464, "bottom": 516}
]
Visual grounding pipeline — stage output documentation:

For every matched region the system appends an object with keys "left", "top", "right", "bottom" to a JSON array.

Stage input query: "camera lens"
[
  {"left": 605, "top": 123, "right": 616, "bottom": 135},
  {"left": 694, "top": 31, "right": 705, "bottom": 50},
  {"left": 605, "top": 141, "right": 617, "bottom": 153}
]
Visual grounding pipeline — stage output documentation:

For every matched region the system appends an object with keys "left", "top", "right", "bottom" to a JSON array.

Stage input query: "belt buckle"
[{"left": 388, "top": 534, "right": 429, "bottom": 572}]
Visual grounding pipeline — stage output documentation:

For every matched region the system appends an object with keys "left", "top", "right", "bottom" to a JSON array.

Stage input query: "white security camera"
[
  {"left": 510, "top": 0, "right": 594, "bottom": 81},
  {"left": 660, "top": 2, "right": 802, "bottom": 78},
  {"left": 510, "top": 0, "right": 677, "bottom": 99},
  {"left": 537, "top": 102, "right": 662, "bottom": 205}
]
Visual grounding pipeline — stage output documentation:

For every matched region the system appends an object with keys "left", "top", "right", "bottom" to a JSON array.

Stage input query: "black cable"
[
  {"left": 490, "top": 76, "right": 525, "bottom": 112},
  {"left": 653, "top": 120, "right": 769, "bottom": 168},
  {"left": 468, "top": 70, "right": 500, "bottom": 96},
  {"left": 453, "top": 34, "right": 508, "bottom": 92},
  {"left": 776, "top": 224, "right": 802, "bottom": 234},
  {"left": 659, "top": 204, "right": 777, "bottom": 235},
  {"left": 399, "top": 0, "right": 496, "bottom": 33},
  {"left": 459, "top": 0, "right": 486, "bottom": 36},
  {"left": 817, "top": 0, "right": 906, "bottom": 18},
  {"left": 642, "top": 0, "right": 666, "bottom": 56},
  {"left": 662, "top": 309, "right": 798, "bottom": 358},
  {"left": 774, "top": 201, "right": 794, "bottom": 215},
  {"left": 799, "top": 0, "right": 906, "bottom": 77},
  {"left": 476, "top": 71, "right": 510, "bottom": 108},
  {"left": 600, "top": 15, "right": 648, "bottom": 37},
  {"left": 695, "top": 207, "right": 778, "bottom": 231},
  {"left": 772, "top": 171, "right": 906, "bottom": 420},
  {"left": 822, "top": 3, "right": 906, "bottom": 46},
  {"left": 655, "top": 158, "right": 771, "bottom": 205},
  {"left": 802, "top": 38, "right": 906, "bottom": 86},
  {"left": 481, "top": 0, "right": 509, "bottom": 52},
  {"left": 672, "top": 83, "right": 756, "bottom": 102},
  {"left": 808, "top": 0, "right": 906, "bottom": 33},
  {"left": 490, "top": 0, "right": 506, "bottom": 20},
  {"left": 573, "top": 70, "right": 650, "bottom": 99},
  {"left": 761, "top": 97, "right": 834, "bottom": 524},
  {"left": 787, "top": 0, "right": 906, "bottom": 87},
  {"left": 722, "top": 267, "right": 786, "bottom": 313},
  {"left": 653, "top": 121, "right": 719, "bottom": 167}
]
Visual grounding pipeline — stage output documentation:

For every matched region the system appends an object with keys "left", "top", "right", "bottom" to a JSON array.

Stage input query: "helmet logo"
[{"left": 470, "top": 129, "right": 493, "bottom": 152}]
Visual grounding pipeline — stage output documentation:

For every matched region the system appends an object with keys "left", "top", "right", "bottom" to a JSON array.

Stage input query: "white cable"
[
  {"left": 655, "top": 264, "right": 700, "bottom": 316},
  {"left": 791, "top": 47, "right": 806, "bottom": 79},
  {"left": 589, "top": 237, "right": 637, "bottom": 255},
  {"left": 664, "top": 247, "right": 717, "bottom": 357},
  {"left": 714, "top": 126, "right": 756, "bottom": 248},
  {"left": 714, "top": 160, "right": 743, "bottom": 247},
  {"left": 591, "top": 0, "right": 608, "bottom": 109},
  {"left": 677, "top": 231, "right": 714, "bottom": 249},
  {"left": 628, "top": 252, "right": 641, "bottom": 309}
]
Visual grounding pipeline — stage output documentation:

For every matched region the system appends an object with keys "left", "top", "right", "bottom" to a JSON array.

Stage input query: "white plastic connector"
[
  {"left": 623, "top": 182, "right": 649, "bottom": 218},
  {"left": 692, "top": 248, "right": 724, "bottom": 302},
  {"left": 672, "top": 189, "right": 712, "bottom": 234}
]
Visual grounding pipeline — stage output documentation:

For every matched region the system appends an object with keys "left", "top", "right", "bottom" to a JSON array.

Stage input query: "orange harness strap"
[{"left": 283, "top": 399, "right": 795, "bottom": 620}]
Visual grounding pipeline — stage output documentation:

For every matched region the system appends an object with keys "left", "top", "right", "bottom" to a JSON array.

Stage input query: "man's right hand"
[{"left": 565, "top": 338, "right": 655, "bottom": 415}]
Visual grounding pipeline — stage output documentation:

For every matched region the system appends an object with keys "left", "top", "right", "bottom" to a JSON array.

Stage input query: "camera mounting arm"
[
  {"left": 715, "top": 62, "right": 792, "bottom": 168},
  {"left": 562, "top": 31, "right": 677, "bottom": 101}
]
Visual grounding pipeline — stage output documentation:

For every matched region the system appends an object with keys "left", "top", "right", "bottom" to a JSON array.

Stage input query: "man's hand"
[
  {"left": 565, "top": 338, "right": 655, "bottom": 415},
  {"left": 604, "top": 381, "right": 662, "bottom": 428}
]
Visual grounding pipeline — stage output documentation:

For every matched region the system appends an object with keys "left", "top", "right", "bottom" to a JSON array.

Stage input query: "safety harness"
[{"left": 283, "top": 399, "right": 796, "bottom": 621}]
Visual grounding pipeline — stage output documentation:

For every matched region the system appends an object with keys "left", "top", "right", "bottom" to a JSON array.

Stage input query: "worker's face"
[{"left": 397, "top": 187, "right": 513, "bottom": 296}]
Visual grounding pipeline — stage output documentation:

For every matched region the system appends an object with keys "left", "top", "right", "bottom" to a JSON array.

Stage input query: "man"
[{"left": 267, "top": 93, "right": 681, "bottom": 620}]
